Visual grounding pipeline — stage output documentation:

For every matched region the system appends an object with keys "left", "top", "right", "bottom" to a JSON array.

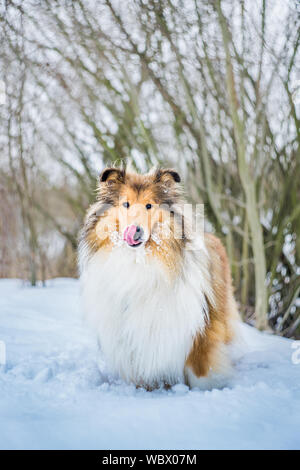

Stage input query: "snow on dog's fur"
[{"left": 78, "top": 167, "right": 239, "bottom": 390}]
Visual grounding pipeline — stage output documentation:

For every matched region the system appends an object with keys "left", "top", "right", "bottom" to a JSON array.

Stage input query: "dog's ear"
[
  {"left": 99, "top": 168, "right": 125, "bottom": 185},
  {"left": 154, "top": 169, "right": 181, "bottom": 186}
]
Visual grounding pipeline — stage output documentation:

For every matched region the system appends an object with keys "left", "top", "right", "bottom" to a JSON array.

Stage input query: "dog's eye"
[
  {"left": 146, "top": 204, "right": 152, "bottom": 210},
  {"left": 123, "top": 202, "right": 130, "bottom": 208}
]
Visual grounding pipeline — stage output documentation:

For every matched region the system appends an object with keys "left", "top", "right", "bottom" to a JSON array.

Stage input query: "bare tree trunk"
[{"left": 216, "top": 0, "right": 268, "bottom": 329}]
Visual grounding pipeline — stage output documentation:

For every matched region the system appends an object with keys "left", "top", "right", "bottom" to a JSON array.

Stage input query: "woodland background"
[{"left": 0, "top": 0, "right": 299, "bottom": 336}]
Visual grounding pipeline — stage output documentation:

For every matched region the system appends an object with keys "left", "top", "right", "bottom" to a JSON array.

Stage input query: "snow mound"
[{"left": 0, "top": 278, "right": 299, "bottom": 450}]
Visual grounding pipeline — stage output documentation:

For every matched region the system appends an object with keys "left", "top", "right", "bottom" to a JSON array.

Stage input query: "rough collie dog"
[{"left": 79, "top": 167, "right": 239, "bottom": 390}]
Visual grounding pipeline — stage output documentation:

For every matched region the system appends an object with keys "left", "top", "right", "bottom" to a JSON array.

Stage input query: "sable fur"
[{"left": 78, "top": 167, "right": 239, "bottom": 389}]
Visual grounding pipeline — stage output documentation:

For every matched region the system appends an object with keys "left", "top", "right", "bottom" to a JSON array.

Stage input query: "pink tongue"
[{"left": 123, "top": 225, "right": 140, "bottom": 245}]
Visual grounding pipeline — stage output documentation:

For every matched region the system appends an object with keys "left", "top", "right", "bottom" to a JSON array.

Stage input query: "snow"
[{"left": 0, "top": 278, "right": 299, "bottom": 450}]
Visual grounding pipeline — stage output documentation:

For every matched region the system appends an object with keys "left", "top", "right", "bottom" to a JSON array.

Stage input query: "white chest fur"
[{"left": 80, "top": 245, "right": 212, "bottom": 386}]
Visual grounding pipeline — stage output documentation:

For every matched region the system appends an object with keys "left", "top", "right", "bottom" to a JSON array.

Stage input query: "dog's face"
[{"left": 94, "top": 168, "right": 182, "bottom": 249}]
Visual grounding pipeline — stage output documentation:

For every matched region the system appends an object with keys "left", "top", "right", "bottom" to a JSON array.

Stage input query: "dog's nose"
[{"left": 133, "top": 225, "right": 144, "bottom": 241}]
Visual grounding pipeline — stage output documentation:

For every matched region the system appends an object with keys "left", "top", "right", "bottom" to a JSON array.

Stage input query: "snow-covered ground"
[{"left": 0, "top": 278, "right": 299, "bottom": 450}]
